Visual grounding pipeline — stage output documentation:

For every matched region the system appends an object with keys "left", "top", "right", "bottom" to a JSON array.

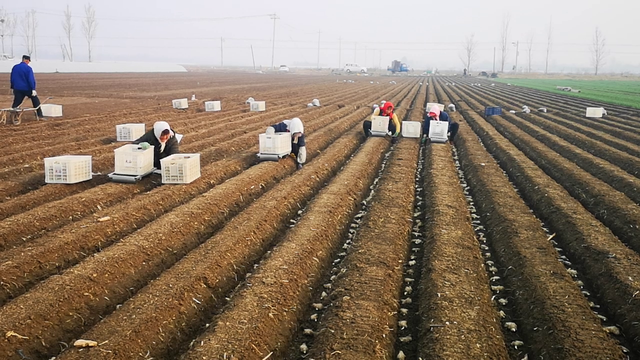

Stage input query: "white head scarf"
[
  {"left": 153, "top": 121, "right": 174, "bottom": 141},
  {"left": 153, "top": 121, "right": 174, "bottom": 152},
  {"left": 286, "top": 117, "right": 304, "bottom": 135}
]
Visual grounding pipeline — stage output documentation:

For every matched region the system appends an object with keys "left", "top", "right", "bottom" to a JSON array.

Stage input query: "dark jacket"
[
  {"left": 10, "top": 62, "right": 37, "bottom": 91},
  {"left": 424, "top": 110, "right": 450, "bottom": 123},
  {"left": 272, "top": 122, "right": 306, "bottom": 147},
  {"left": 133, "top": 129, "right": 180, "bottom": 168}
]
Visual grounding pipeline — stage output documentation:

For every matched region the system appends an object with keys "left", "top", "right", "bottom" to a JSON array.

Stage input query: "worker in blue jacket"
[
  {"left": 10, "top": 55, "right": 45, "bottom": 119},
  {"left": 422, "top": 105, "right": 459, "bottom": 145}
]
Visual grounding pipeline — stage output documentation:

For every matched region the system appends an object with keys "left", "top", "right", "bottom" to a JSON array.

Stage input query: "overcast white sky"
[{"left": 1, "top": 0, "right": 639, "bottom": 73}]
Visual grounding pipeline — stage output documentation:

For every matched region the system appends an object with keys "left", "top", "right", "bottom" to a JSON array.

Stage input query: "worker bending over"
[
  {"left": 268, "top": 117, "right": 306, "bottom": 170},
  {"left": 133, "top": 121, "right": 180, "bottom": 169}
]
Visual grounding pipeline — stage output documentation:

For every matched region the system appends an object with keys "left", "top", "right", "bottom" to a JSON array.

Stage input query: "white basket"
[
  {"left": 401, "top": 121, "right": 422, "bottom": 138},
  {"left": 161, "top": 154, "right": 201, "bottom": 184},
  {"left": 426, "top": 102, "right": 445, "bottom": 112},
  {"left": 41, "top": 104, "right": 63, "bottom": 117},
  {"left": 586, "top": 107, "right": 605, "bottom": 118},
  {"left": 250, "top": 101, "right": 266, "bottom": 111},
  {"left": 371, "top": 115, "right": 389, "bottom": 136},
  {"left": 116, "top": 123, "right": 146, "bottom": 141},
  {"left": 172, "top": 98, "right": 188, "bottom": 109},
  {"left": 428, "top": 120, "right": 449, "bottom": 143},
  {"left": 44, "top": 155, "right": 92, "bottom": 184},
  {"left": 114, "top": 144, "right": 155, "bottom": 175},
  {"left": 205, "top": 101, "right": 221, "bottom": 112},
  {"left": 259, "top": 132, "right": 291, "bottom": 155}
]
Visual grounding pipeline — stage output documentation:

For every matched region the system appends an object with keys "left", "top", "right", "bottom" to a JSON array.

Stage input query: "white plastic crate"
[
  {"left": 116, "top": 123, "right": 146, "bottom": 141},
  {"left": 250, "top": 101, "right": 266, "bottom": 111},
  {"left": 371, "top": 115, "right": 390, "bottom": 136},
  {"left": 172, "top": 98, "right": 189, "bottom": 109},
  {"left": 586, "top": 107, "right": 605, "bottom": 118},
  {"left": 401, "top": 121, "right": 422, "bottom": 138},
  {"left": 160, "top": 154, "right": 201, "bottom": 184},
  {"left": 426, "top": 102, "right": 445, "bottom": 112},
  {"left": 114, "top": 144, "right": 155, "bottom": 175},
  {"left": 41, "top": 104, "right": 63, "bottom": 117},
  {"left": 205, "top": 101, "right": 221, "bottom": 112},
  {"left": 259, "top": 132, "right": 292, "bottom": 155},
  {"left": 44, "top": 155, "right": 92, "bottom": 184},
  {"left": 428, "top": 120, "right": 449, "bottom": 143}
]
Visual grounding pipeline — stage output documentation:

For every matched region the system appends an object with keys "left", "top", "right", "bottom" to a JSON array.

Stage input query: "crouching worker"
[
  {"left": 363, "top": 101, "right": 400, "bottom": 143},
  {"left": 422, "top": 105, "right": 459, "bottom": 145},
  {"left": 268, "top": 117, "right": 306, "bottom": 170},
  {"left": 132, "top": 121, "right": 180, "bottom": 169}
]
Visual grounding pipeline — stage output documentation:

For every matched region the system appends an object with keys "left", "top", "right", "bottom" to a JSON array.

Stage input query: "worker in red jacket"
[{"left": 363, "top": 101, "right": 401, "bottom": 143}]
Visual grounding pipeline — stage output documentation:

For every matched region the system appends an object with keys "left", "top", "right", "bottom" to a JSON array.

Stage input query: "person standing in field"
[
  {"left": 363, "top": 101, "right": 401, "bottom": 143},
  {"left": 10, "top": 55, "right": 46, "bottom": 119}
]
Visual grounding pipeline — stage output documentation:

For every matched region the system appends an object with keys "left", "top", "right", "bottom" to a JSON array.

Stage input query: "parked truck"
[{"left": 388, "top": 60, "right": 409, "bottom": 74}]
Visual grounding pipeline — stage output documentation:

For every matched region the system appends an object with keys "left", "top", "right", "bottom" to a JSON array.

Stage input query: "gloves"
[
  {"left": 266, "top": 126, "right": 275, "bottom": 135},
  {"left": 31, "top": 90, "right": 37, "bottom": 96},
  {"left": 393, "top": 131, "right": 400, "bottom": 137},
  {"left": 421, "top": 136, "right": 427, "bottom": 144},
  {"left": 138, "top": 142, "right": 151, "bottom": 150}
]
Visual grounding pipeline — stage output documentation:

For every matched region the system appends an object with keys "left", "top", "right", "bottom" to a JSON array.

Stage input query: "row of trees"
[
  {"left": 0, "top": 4, "right": 98, "bottom": 62},
  {"left": 461, "top": 14, "right": 607, "bottom": 76}
]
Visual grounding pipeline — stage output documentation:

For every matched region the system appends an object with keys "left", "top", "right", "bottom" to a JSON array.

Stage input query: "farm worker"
[
  {"left": 363, "top": 101, "right": 401, "bottom": 143},
  {"left": 10, "top": 55, "right": 46, "bottom": 119},
  {"left": 268, "top": 117, "right": 306, "bottom": 170},
  {"left": 422, "top": 105, "right": 459, "bottom": 145},
  {"left": 133, "top": 121, "right": 180, "bottom": 169}
]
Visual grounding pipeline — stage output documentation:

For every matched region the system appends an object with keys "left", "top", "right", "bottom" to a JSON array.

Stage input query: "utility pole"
[
  {"left": 512, "top": 40, "right": 519, "bottom": 71},
  {"left": 493, "top": 47, "right": 496, "bottom": 73},
  {"left": 338, "top": 37, "right": 342, "bottom": 68},
  {"left": 354, "top": 42, "right": 356, "bottom": 63},
  {"left": 270, "top": 13, "right": 279, "bottom": 70},
  {"left": 317, "top": 30, "right": 320, "bottom": 69},
  {"left": 220, "top": 37, "right": 224, "bottom": 67},
  {"left": 364, "top": 45, "right": 367, "bottom": 67}
]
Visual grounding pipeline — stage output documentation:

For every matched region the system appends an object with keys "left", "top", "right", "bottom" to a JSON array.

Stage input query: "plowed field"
[{"left": 1, "top": 72, "right": 639, "bottom": 360}]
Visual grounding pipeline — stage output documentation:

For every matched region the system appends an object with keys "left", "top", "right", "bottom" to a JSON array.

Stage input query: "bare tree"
[
  {"left": 0, "top": 8, "right": 8, "bottom": 56},
  {"left": 21, "top": 10, "right": 37, "bottom": 57},
  {"left": 526, "top": 33, "right": 534, "bottom": 73},
  {"left": 82, "top": 4, "right": 97, "bottom": 62},
  {"left": 62, "top": 4, "right": 74, "bottom": 61},
  {"left": 459, "top": 34, "right": 477, "bottom": 74},
  {"left": 499, "top": 14, "right": 510, "bottom": 72},
  {"left": 545, "top": 18, "right": 552, "bottom": 74},
  {"left": 592, "top": 27, "right": 606, "bottom": 75},
  {"left": 6, "top": 13, "right": 17, "bottom": 57}
]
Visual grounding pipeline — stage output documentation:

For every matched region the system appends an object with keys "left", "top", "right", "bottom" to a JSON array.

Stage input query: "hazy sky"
[{"left": 2, "top": 0, "right": 640, "bottom": 73}]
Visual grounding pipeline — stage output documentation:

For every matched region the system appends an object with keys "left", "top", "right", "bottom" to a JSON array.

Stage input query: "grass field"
[{"left": 493, "top": 78, "right": 640, "bottom": 109}]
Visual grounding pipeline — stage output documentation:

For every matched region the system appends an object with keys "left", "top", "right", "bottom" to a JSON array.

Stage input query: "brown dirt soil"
[
  {"left": 306, "top": 137, "right": 420, "bottom": 359},
  {"left": 417, "top": 143, "right": 509, "bottom": 359},
  {"left": 181, "top": 137, "right": 392, "bottom": 359},
  {"left": 2, "top": 71, "right": 640, "bottom": 359}
]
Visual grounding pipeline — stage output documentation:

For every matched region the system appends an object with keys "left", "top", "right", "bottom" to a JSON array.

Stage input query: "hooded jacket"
[{"left": 133, "top": 121, "right": 180, "bottom": 168}]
